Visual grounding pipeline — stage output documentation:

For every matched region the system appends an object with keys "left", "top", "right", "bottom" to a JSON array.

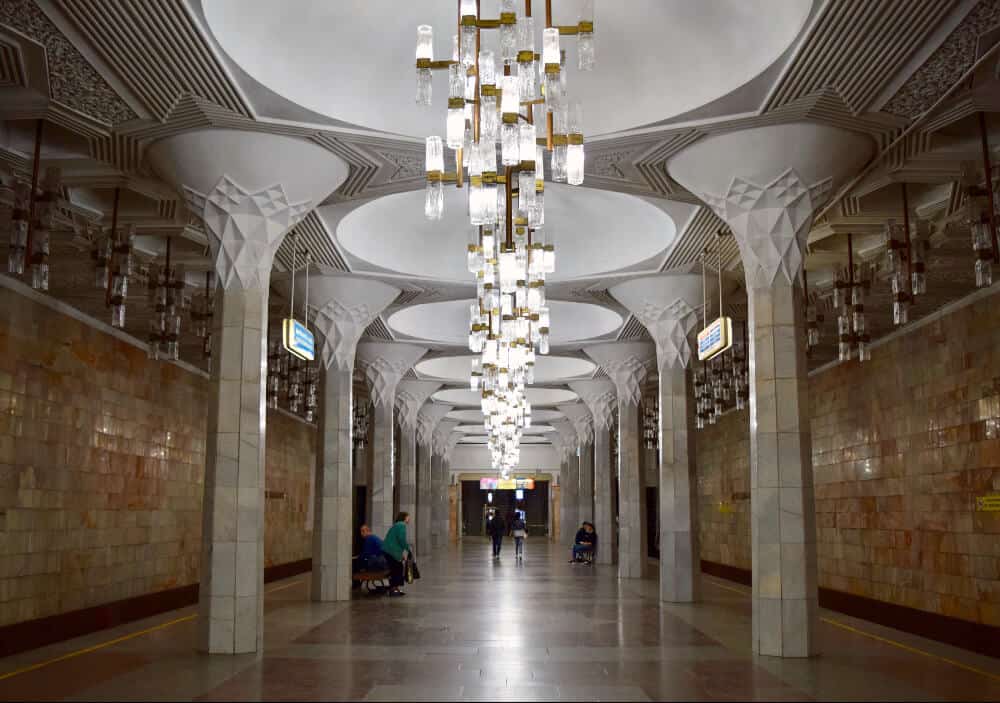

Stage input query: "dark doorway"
[
  {"left": 461, "top": 480, "right": 549, "bottom": 536},
  {"left": 354, "top": 486, "right": 367, "bottom": 554},
  {"left": 646, "top": 486, "right": 659, "bottom": 559}
]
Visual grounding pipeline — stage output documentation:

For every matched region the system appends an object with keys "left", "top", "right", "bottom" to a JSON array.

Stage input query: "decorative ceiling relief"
[
  {"left": 0, "top": 0, "right": 136, "bottom": 124},
  {"left": 883, "top": 0, "right": 1000, "bottom": 119}
]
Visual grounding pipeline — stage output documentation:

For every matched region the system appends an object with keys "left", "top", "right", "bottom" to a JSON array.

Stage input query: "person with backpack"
[{"left": 511, "top": 511, "right": 527, "bottom": 561}]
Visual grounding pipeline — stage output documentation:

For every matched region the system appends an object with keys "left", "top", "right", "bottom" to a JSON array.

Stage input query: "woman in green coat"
[{"left": 382, "top": 512, "right": 412, "bottom": 596}]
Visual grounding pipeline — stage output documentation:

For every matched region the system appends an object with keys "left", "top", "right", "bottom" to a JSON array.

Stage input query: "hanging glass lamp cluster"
[
  {"left": 694, "top": 320, "right": 748, "bottom": 430},
  {"left": 146, "top": 237, "right": 187, "bottom": 361},
  {"left": 416, "top": 0, "right": 593, "bottom": 476},
  {"left": 967, "top": 185, "right": 996, "bottom": 289},
  {"left": 190, "top": 271, "right": 216, "bottom": 363},
  {"left": 834, "top": 233, "right": 871, "bottom": 362},
  {"left": 642, "top": 395, "right": 657, "bottom": 450},
  {"left": 353, "top": 398, "right": 371, "bottom": 450},
  {"left": 267, "top": 340, "right": 319, "bottom": 423}
]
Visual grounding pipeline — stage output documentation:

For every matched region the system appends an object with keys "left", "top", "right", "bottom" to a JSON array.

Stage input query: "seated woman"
[{"left": 570, "top": 522, "right": 597, "bottom": 564}]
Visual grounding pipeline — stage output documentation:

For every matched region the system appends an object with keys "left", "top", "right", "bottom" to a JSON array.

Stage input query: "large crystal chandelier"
[{"left": 416, "top": 0, "right": 594, "bottom": 475}]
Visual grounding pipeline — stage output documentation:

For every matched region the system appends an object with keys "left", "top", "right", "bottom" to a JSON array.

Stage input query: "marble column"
[
  {"left": 586, "top": 343, "right": 655, "bottom": 579},
  {"left": 416, "top": 402, "right": 451, "bottom": 556},
  {"left": 432, "top": 419, "right": 459, "bottom": 548},
  {"left": 395, "top": 381, "right": 441, "bottom": 556},
  {"left": 356, "top": 343, "right": 427, "bottom": 539},
  {"left": 611, "top": 273, "right": 710, "bottom": 602},
  {"left": 570, "top": 379, "right": 617, "bottom": 565},
  {"left": 670, "top": 122, "right": 872, "bottom": 656},
  {"left": 579, "top": 439, "right": 594, "bottom": 523},
  {"left": 302, "top": 272, "right": 399, "bottom": 602},
  {"left": 553, "top": 418, "right": 579, "bottom": 547},
  {"left": 181, "top": 177, "right": 306, "bottom": 653},
  {"left": 706, "top": 174, "right": 824, "bottom": 657}
]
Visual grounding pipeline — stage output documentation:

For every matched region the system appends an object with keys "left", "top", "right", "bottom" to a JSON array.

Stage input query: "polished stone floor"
[{"left": 1, "top": 539, "right": 998, "bottom": 701}]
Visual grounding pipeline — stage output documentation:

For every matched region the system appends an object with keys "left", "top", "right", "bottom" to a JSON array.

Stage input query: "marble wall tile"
[
  {"left": 0, "top": 289, "right": 315, "bottom": 629},
  {"left": 696, "top": 291, "right": 1000, "bottom": 627}
]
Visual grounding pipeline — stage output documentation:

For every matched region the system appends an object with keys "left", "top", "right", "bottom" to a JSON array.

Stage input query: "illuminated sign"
[
  {"left": 697, "top": 316, "right": 732, "bottom": 361},
  {"left": 282, "top": 318, "right": 315, "bottom": 361},
  {"left": 479, "top": 478, "right": 536, "bottom": 490},
  {"left": 976, "top": 494, "right": 1000, "bottom": 512}
]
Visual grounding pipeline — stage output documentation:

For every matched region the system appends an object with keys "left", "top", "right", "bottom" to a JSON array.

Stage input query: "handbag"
[{"left": 406, "top": 559, "right": 421, "bottom": 582}]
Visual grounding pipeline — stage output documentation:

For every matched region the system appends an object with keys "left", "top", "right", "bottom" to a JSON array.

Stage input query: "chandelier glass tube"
[{"left": 415, "top": 0, "right": 593, "bottom": 474}]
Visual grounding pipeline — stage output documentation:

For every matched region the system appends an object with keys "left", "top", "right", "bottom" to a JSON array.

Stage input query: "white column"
[
  {"left": 303, "top": 272, "right": 399, "bottom": 602},
  {"left": 185, "top": 177, "right": 306, "bottom": 654},
  {"left": 570, "top": 379, "right": 616, "bottom": 565},
  {"left": 416, "top": 402, "right": 451, "bottom": 556},
  {"left": 558, "top": 402, "right": 592, "bottom": 532},
  {"left": 357, "top": 343, "right": 427, "bottom": 539},
  {"left": 432, "top": 420, "right": 458, "bottom": 548},
  {"left": 706, "top": 173, "right": 825, "bottom": 657},
  {"left": 552, "top": 419, "right": 578, "bottom": 546},
  {"left": 395, "top": 381, "right": 441, "bottom": 556},
  {"left": 670, "top": 122, "right": 872, "bottom": 657},
  {"left": 586, "top": 343, "right": 655, "bottom": 579},
  {"left": 611, "top": 273, "right": 710, "bottom": 601}
]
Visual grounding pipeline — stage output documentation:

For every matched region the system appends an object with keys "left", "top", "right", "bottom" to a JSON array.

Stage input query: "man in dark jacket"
[
  {"left": 570, "top": 522, "right": 597, "bottom": 564},
  {"left": 486, "top": 512, "right": 507, "bottom": 558}
]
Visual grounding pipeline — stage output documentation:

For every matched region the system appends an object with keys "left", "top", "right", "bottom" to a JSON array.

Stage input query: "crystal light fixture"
[
  {"left": 415, "top": 0, "right": 594, "bottom": 475},
  {"left": 967, "top": 185, "right": 995, "bottom": 289},
  {"left": 190, "top": 271, "right": 216, "bottom": 363},
  {"left": 836, "top": 233, "right": 871, "bottom": 362},
  {"left": 642, "top": 395, "right": 658, "bottom": 450},
  {"left": 353, "top": 398, "right": 371, "bottom": 449},
  {"left": 147, "top": 237, "right": 186, "bottom": 361}
]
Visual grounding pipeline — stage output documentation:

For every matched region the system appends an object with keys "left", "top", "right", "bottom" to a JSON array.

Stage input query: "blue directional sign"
[
  {"left": 697, "top": 316, "right": 732, "bottom": 361},
  {"left": 282, "top": 318, "right": 315, "bottom": 361}
]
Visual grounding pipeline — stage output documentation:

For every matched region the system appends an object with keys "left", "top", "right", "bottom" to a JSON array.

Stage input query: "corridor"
[{"left": 1, "top": 542, "right": 997, "bottom": 702}]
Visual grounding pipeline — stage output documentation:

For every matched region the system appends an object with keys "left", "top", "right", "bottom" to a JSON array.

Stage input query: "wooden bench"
[{"left": 352, "top": 569, "right": 390, "bottom": 593}]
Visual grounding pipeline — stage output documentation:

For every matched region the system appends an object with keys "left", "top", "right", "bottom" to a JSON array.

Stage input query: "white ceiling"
[
  {"left": 387, "top": 298, "right": 622, "bottom": 346},
  {"left": 434, "top": 387, "right": 578, "bottom": 407},
  {"left": 415, "top": 354, "right": 596, "bottom": 384},
  {"left": 331, "top": 184, "right": 679, "bottom": 283},
  {"left": 446, "top": 408, "right": 565, "bottom": 423},
  {"left": 203, "top": 0, "right": 812, "bottom": 138}
]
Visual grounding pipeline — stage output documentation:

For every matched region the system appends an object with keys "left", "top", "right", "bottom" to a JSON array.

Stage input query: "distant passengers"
[{"left": 382, "top": 512, "right": 412, "bottom": 597}]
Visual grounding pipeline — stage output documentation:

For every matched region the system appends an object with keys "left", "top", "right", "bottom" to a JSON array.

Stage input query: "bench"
[{"left": 352, "top": 569, "right": 390, "bottom": 593}]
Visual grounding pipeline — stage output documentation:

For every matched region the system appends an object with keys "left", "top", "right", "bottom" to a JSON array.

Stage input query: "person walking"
[
  {"left": 511, "top": 511, "right": 527, "bottom": 561},
  {"left": 486, "top": 511, "right": 506, "bottom": 559},
  {"left": 382, "top": 512, "right": 412, "bottom": 597}
]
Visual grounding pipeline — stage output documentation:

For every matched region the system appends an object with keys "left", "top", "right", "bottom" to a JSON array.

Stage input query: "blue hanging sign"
[
  {"left": 282, "top": 318, "right": 315, "bottom": 361},
  {"left": 697, "top": 316, "right": 732, "bottom": 361}
]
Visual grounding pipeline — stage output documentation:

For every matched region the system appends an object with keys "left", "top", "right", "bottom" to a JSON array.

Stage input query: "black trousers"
[
  {"left": 491, "top": 534, "right": 503, "bottom": 556},
  {"left": 386, "top": 554, "right": 405, "bottom": 588}
]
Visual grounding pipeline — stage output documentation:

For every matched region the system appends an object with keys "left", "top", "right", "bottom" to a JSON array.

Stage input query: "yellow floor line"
[
  {"left": 703, "top": 576, "right": 1000, "bottom": 683},
  {"left": 0, "top": 579, "right": 306, "bottom": 681}
]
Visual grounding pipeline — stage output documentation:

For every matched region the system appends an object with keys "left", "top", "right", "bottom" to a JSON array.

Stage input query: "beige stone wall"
[
  {"left": 696, "top": 292, "right": 1000, "bottom": 626},
  {"left": 695, "top": 408, "right": 751, "bottom": 571},
  {"left": 0, "top": 289, "right": 315, "bottom": 628}
]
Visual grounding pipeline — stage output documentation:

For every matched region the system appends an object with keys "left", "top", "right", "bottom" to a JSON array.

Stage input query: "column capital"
[
  {"left": 184, "top": 176, "right": 310, "bottom": 291},
  {"left": 417, "top": 403, "right": 453, "bottom": 447},
  {"left": 444, "top": 431, "right": 462, "bottom": 463},
  {"left": 552, "top": 418, "right": 578, "bottom": 462},
  {"left": 585, "top": 342, "right": 655, "bottom": 407},
  {"left": 666, "top": 123, "right": 874, "bottom": 292},
  {"left": 296, "top": 269, "right": 400, "bottom": 371},
  {"left": 557, "top": 403, "right": 593, "bottom": 446},
  {"left": 433, "top": 419, "right": 460, "bottom": 457},
  {"left": 356, "top": 342, "right": 427, "bottom": 408},
  {"left": 700, "top": 169, "right": 830, "bottom": 290},
  {"left": 610, "top": 273, "right": 709, "bottom": 371},
  {"left": 569, "top": 379, "right": 617, "bottom": 430},
  {"left": 395, "top": 381, "right": 442, "bottom": 432}
]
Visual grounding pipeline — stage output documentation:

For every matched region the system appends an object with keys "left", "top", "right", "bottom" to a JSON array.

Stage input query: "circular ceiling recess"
[
  {"left": 455, "top": 424, "right": 554, "bottom": 434},
  {"left": 446, "top": 408, "right": 564, "bottom": 423},
  {"left": 433, "top": 388, "right": 578, "bottom": 407},
  {"left": 333, "top": 185, "right": 676, "bottom": 283},
  {"left": 204, "top": 1, "right": 811, "bottom": 137},
  {"left": 388, "top": 299, "right": 622, "bottom": 346},
  {"left": 459, "top": 434, "right": 551, "bottom": 445},
  {"left": 416, "top": 354, "right": 596, "bottom": 384}
]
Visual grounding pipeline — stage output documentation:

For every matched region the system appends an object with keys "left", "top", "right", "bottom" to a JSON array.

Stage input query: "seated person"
[
  {"left": 357, "top": 524, "right": 387, "bottom": 572},
  {"left": 570, "top": 522, "right": 597, "bottom": 563}
]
